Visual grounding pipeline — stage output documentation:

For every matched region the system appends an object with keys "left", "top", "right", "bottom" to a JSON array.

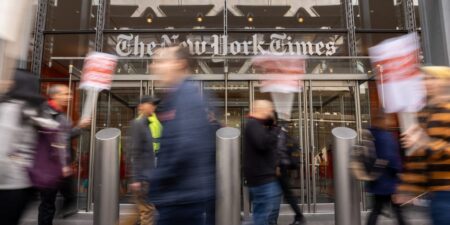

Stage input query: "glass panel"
[
  {"left": 95, "top": 84, "right": 141, "bottom": 202},
  {"left": 355, "top": 33, "right": 406, "bottom": 74},
  {"left": 228, "top": 0, "right": 345, "bottom": 29},
  {"left": 46, "top": 0, "right": 96, "bottom": 30},
  {"left": 41, "top": 34, "right": 95, "bottom": 78},
  {"left": 353, "top": 0, "right": 406, "bottom": 29},
  {"left": 106, "top": 0, "right": 224, "bottom": 29},
  {"left": 310, "top": 84, "right": 356, "bottom": 204}
]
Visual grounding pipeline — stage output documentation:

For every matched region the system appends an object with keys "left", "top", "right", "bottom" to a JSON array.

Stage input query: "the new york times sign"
[{"left": 115, "top": 33, "right": 338, "bottom": 57}]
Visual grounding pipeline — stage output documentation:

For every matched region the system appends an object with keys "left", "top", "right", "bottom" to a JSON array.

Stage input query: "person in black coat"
[{"left": 244, "top": 100, "right": 281, "bottom": 225}]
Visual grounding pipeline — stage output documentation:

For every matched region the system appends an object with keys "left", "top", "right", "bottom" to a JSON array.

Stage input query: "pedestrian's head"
[
  {"left": 421, "top": 66, "right": 450, "bottom": 101},
  {"left": 4, "top": 69, "right": 45, "bottom": 107},
  {"left": 139, "top": 95, "right": 160, "bottom": 117},
  {"left": 47, "top": 84, "right": 71, "bottom": 108},
  {"left": 251, "top": 100, "right": 274, "bottom": 120},
  {"left": 150, "top": 45, "right": 193, "bottom": 86}
]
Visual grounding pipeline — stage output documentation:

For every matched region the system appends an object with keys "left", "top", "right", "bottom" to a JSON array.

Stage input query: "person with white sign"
[{"left": 398, "top": 66, "right": 450, "bottom": 225}]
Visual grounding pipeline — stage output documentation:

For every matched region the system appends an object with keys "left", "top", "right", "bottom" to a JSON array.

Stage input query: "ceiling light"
[
  {"left": 146, "top": 16, "right": 153, "bottom": 24},
  {"left": 298, "top": 17, "right": 304, "bottom": 23},
  {"left": 247, "top": 13, "right": 254, "bottom": 23},
  {"left": 196, "top": 13, "right": 203, "bottom": 23}
]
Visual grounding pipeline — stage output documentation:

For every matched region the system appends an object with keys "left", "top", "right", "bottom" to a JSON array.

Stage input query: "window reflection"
[
  {"left": 46, "top": 0, "right": 96, "bottom": 30},
  {"left": 106, "top": 0, "right": 224, "bottom": 29}
]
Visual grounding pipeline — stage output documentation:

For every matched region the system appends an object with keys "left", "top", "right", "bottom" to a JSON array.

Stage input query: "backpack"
[
  {"left": 350, "top": 129, "right": 388, "bottom": 181},
  {"left": 276, "top": 127, "right": 300, "bottom": 170},
  {"left": 28, "top": 129, "right": 65, "bottom": 188}
]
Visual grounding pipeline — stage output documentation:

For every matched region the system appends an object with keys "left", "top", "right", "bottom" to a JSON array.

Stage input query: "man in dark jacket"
[
  {"left": 244, "top": 100, "right": 281, "bottom": 225},
  {"left": 148, "top": 46, "right": 215, "bottom": 225},
  {"left": 124, "top": 95, "right": 160, "bottom": 225},
  {"left": 38, "top": 85, "right": 91, "bottom": 225},
  {"left": 366, "top": 114, "right": 407, "bottom": 225}
]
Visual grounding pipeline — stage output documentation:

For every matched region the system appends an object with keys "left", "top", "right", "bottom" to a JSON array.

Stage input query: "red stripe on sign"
[{"left": 373, "top": 50, "right": 421, "bottom": 84}]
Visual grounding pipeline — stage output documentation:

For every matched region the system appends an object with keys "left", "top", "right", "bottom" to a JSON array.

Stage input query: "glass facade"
[{"left": 32, "top": 0, "right": 421, "bottom": 213}]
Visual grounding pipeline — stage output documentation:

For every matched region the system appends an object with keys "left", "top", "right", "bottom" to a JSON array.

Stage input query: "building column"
[{"left": 419, "top": 0, "right": 450, "bottom": 66}]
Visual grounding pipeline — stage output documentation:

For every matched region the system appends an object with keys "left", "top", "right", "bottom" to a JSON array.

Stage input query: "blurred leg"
[
  {"left": 249, "top": 182, "right": 282, "bottom": 225},
  {"left": 0, "top": 188, "right": 33, "bottom": 225},
  {"left": 267, "top": 182, "right": 282, "bottom": 225},
  {"left": 59, "top": 177, "right": 77, "bottom": 217},
  {"left": 38, "top": 188, "right": 58, "bottom": 225},
  {"left": 367, "top": 195, "right": 387, "bottom": 225},
  {"left": 430, "top": 191, "right": 450, "bottom": 225},
  {"left": 156, "top": 203, "right": 204, "bottom": 225},
  {"left": 278, "top": 168, "right": 304, "bottom": 222},
  {"left": 390, "top": 199, "right": 407, "bottom": 225},
  {"left": 136, "top": 182, "right": 155, "bottom": 225}
]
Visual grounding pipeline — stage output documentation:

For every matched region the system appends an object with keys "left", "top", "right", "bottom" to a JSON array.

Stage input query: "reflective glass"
[
  {"left": 41, "top": 34, "right": 95, "bottom": 78},
  {"left": 228, "top": 0, "right": 345, "bottom": 29},
  {"left": 353, "top": 0, "right": 406, "bottom": 29},
  {"left": 106, "top": 0, "right": 224, "bottom": 29},
  {"left": 46, "top": 0, "right": 97, "bottom": 30}
]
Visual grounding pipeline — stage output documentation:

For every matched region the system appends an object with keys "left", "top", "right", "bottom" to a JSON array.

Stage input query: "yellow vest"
[{"left": 148, "top": 114, "right": 162, "bottom": 153}]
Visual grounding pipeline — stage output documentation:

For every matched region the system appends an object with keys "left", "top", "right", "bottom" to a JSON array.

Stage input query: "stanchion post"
[
  {"left": 216, "top": 127, "right": 241, "bottom": 225},
  {"left": 332, "top": 127, "right": 361, "bottom": 225},
  {"left": 93, "top": 128, "right": 121, "bottom": 225}
]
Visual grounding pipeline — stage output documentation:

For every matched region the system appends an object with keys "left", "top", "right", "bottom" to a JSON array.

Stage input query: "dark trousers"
[
  {"left": 156, "top": 202, "right": 205, "bottom": 225},
  {"left": 38, "top": 177, "right": 76, "bottom": 225},
  {"left": 367, "top": 195, "right": 407, "bottom": 225},
  {"left": 0, "top": 188, "right": 33, "bottom": 225},
  {"left": 279, "top": 167, "right": 304, "bottom": 221}
]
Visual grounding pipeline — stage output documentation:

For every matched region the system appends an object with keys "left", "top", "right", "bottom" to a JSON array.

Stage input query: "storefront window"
[
  {"left": 46, "top": 0, "right": 97, "bottom": 30},
  {"left": 41, "top": 34, "right": 95, "bottom": 78},
  {"left": 105, "top": 0, "right": 224, "bottom": 30},
  {"left": 353, "top": 0, "right": 406, "bottom": 30},
  {"left": 228, "top": 0, "right": 345, "bottom": 29}
]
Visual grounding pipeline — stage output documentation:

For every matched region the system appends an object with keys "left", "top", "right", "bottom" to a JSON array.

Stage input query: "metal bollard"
[
  {"left": 332, "top": 127, "right": 361, "bottom": 225},
  {"left": 93, "top": 128, "right": 121, "bottom": 225},
  {"left": 216, "top": 127, "right": 241, "bottom": 225}
]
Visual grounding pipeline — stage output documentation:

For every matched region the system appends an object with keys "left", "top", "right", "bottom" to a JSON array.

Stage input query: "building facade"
[{"left": 30, "top": 0, "right": 423, "bottom": 213}]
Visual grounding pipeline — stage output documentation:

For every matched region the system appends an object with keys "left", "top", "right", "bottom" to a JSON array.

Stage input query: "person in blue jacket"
[
  {"left": 148, "top": 45, "right": 215, "bottom": 225},
  {"left": 366, "top": 113, "right": 408, "bottom": 225}
]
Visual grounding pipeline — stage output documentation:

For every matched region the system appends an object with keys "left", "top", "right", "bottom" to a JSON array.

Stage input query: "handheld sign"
[
  {"left": 369, "top": 33, "right": 426, "bottom": 155},
  {"left": 80, "top": 52, "right": 118, "bottom": 119},
  {"left": 252, "top": 55, "right": 306, "bottom": 121}
]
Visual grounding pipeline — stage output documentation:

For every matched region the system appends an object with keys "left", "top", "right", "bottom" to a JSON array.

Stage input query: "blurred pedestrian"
[
  {"left": 244, "top": 100, "right": 281, "bottom": 225},
  {"left": 366, "top": 113, "right": 407, "bottom": 225},
  {"left": 0, "top": 69, "right": 60, "bottom": 225},
  {"left": 38, "top": 84, "right": 91, "bottom": 225},
  {"left": 148, "top": 46, "right": 215, "bottom": 225},
  {"left": 275, "top": 123, "right": 305, "bottom": 225},
  {"left": 400, "top": 66, "right": 450, "bottom": 225},
  {"left": 122, "top": 95, "right": 161, "bottom": 225}
]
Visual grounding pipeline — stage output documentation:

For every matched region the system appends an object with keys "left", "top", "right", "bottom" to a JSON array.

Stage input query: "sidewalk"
[{"left": 20, "top": 202, "right": 430, "bottom": 225}]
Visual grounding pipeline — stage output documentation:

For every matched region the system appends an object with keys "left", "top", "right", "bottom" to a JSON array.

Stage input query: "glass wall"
[{"left": 34, "top": 0, "right": 421, "bottom": 212}]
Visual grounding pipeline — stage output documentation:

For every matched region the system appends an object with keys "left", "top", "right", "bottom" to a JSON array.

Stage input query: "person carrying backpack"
[
  {"left": 0, "top": 69, "right": 61, "bottom": 225},
  {"left": 274, "top": 120, "right": 305, "bottom": 225},
  {"left": 365, "top": 113, "right": 407, "bottom": 225}
]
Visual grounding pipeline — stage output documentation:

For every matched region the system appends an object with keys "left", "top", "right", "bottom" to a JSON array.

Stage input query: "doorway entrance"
[{"left": 67, "top": 75, "right": 370, "bottom": 213}]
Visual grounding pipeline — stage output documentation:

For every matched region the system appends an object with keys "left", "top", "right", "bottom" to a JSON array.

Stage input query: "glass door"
[{"left": 302, "top": 80, "right": 362, "bottom": 212}]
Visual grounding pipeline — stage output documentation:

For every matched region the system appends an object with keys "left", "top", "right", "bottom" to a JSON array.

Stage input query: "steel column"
[
  {"left": 332, "top": 127, "right": 360, "bottom": 225},
  {"left": 216, "top": 127, "right": 241, "bottom": 225},
  {"left": 31, "top": 0, "right": 47, "bottom": 76},
  {"left": 93, "top": 128, "right": 121, "bottom": 225}
]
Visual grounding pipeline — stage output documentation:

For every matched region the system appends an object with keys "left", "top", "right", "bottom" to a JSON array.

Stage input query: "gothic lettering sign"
[{"left": 115, "top": 33, "right": 338, "bottom": 57}]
